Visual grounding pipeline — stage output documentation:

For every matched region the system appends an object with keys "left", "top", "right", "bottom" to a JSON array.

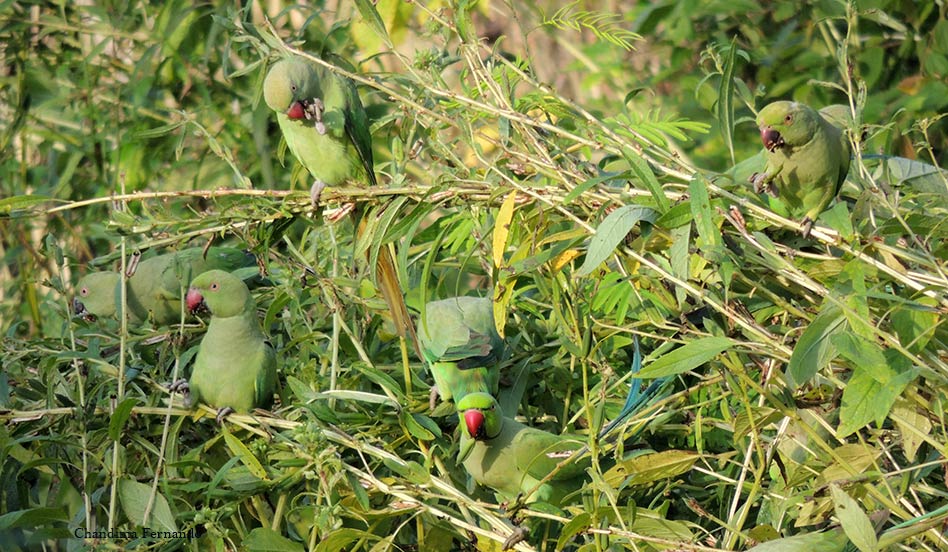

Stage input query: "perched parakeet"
[
  {"left": 418, "top": 296, "right": 504, "bottom": 408},
  {"left": 746, "top": 528, "right": 848, "bottom": 552},
  {"left": 457, "top": 392, "right": 588, "bottom": 506},
  {"left": 263, "top": 54, "right": 418, "bottom": 356},
  {"left": 73, "top": 247, "right": 257, "bottom": 326},
  {"left": 179, "top": 269, "right": 277, "bottom": 422},
  {"left": 750, "top": 101, "right": 851, "bottom": 237}
]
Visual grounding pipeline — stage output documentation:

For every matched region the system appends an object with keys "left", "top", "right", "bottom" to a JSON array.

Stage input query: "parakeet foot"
[
  {"left": 502, "top": 526, "right": 529, "bottom": 550},
  {"left": 304, "top": 98, "right": 327, "bottom": 135},
  {"left": 216, "top": 407, "right": 235, "bottom": 425},
  {"left": 168, "top": 379, "right": 190, "bottom": 394},
  {"left": 429, "top": 385, "right": 440, "bottom": 411},
  {"left": 749, "top": 172, "right": 777, "bottom": 196},
  {"left": 310, "top": 180, "right": 328, "bottom": 208},
  {"left": 800, "top": 217, "right": 815, "bottom": 238}
]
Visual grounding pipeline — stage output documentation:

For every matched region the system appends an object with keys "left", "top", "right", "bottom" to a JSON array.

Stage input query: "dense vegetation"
[{"left": 1, "top": 1, "right": 947, "bottom": 550}]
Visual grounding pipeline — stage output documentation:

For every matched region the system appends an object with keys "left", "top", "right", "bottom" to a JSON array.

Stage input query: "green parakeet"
[
  {"left": 456, "top": 392, "right": 588, "bottom": 505},
  {"left": 750, "top": 101, "right": 852, "bottom": 237},
  {"left": 73, "top": 247, "right": 257, "bottom": 326},
  {"left": 73, "top": 271, "right": 120, "bottom": 320},
  {"left": 263, "top": 54, "right": 419, "bottom": 356},
  {"left": 180, "top": 269, "right": 277, "bottom": 422},
  {"left": 418, "top": 296, "right": 504, "bottom": 408},
  {"left": 746, "top": 528, "right": 848, "bottom": 552}
]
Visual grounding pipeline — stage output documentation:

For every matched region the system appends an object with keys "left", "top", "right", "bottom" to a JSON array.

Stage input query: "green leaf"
[
  {"left": 689, "top": 175, "right": 722, "bottom": 252},
  {"left": 655, "top": 201, "right": 694, "bottom": 229},
  {"left": 835, "top": 336, "right": 918, "bottom": 436},
  {"left": 831, "top": 484, "right": 878, "bottom": 552},
  {"left": 603, "top": 450, "right": 699, "bottom": 488},
  {"left": 717, "top": 38, "right": 738, "bottom": 165},
  {"left": 0, "top": 195, "right": 56, "bottom": 215},
  {"left": 223, "top": 429, "right": 269, "bottom": 480},
  {"left": 345, "top": 472, "right": 372, "bottom": 512},
  {"left": 245, "top": 527, "right": 305, "bottom": 552},
  {"left": 314, "top": 528, "right": 380, "bottom": 552},
  {"left": 400, "top": 410, "right": 435, "bottom": 441},
  {"left": 577, "top": 205, "right": 657, "bottom": 276},
  {"left": 623, "top": 148, "right": 670, "bottom": 212},
  {"left": 556, "top": 512, "right": 592, "bottom": 550},
  {"left": 636, "top": 337, "right": 733, "bottom": 378},
  {"left": 890, "top": 298, "right": 939, "bottom": 354},
  {"left": 0, "top": 507, "right": 67, "bottom": 530},
  {"left": 786, "top": 303, "right": 846, "bottom": 388},
  {"left": 353, "top": 0, "right": 392, "bottom": 45},
  {"left": 108, "top": 397, "right": 139, "bottom": 441},
  {"left": 118, "top": 479, "right": 178, "bottom": 533}
]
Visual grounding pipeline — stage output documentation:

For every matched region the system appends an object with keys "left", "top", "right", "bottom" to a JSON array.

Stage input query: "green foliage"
[{"left": 2, "top": 1, "right": 948, "bottom": 552}]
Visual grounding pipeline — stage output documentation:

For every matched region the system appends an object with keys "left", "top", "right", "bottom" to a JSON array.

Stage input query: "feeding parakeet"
[
  {"left": 750, "top": 101, "right": 852, "bottom": 237},
  {"left": 456, "top": 392, "right": 589, "bottom": 505},
  {"left": 73, "top": 246, "right": 258, "bottom": 326},
  {"left": 418, "top": 296, "right": 504, "bottom": 409},
  {"left": 174, "top": 269, "right": 277, "bottom": 423},
  {"left": 263, "top": 54, "right": 418, "bottom": 356}
]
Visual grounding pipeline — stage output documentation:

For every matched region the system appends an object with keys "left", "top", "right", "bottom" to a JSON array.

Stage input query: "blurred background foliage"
[{"left": 1, "top": 0, "right": 947, "bottom": 550}]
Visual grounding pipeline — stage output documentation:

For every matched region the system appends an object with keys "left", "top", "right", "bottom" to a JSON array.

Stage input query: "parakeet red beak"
[
  {"left": 185, "top": 288, "right": 205, "bottom": 312},
  {"left": 464, "top": 409, "right": 486, "bottom": 440},
  {"left": 760, "top": 127, "right": 784, "bottom": 152},
  {"left": 287, "top": 101, "right": 306, "bottom": 120}
]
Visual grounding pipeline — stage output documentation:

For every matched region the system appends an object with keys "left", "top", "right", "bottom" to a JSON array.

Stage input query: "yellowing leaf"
[{"left": 492, "top": 191, "right": 517, "bottom": 269}]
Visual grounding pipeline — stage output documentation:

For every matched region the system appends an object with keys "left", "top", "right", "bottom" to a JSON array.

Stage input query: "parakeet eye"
[
  {"left": 80, "top": 287, "right": 89, "bottom": 296},
  {"left": 784, "top": 114, "right": 793, "bottom": 124},
  {"left": 210, "top": 283, "right": 219, "bottom": 291}
]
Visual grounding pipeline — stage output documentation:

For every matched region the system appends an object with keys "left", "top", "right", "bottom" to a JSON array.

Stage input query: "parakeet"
[
  {"left": 73, "top": 271, "right": 120, "bottom": 320},
  {"left": 749, "top": 101, "right": 852, "bottom": 237},
  {"left": 456, "top": 392, "right": 588, "bottom": 505},
  {"left": 418, "top": 296, "right": 504, "bottom": 408},
  {"left": 73, "top": 247, "right": 257, "bottom": 326},
  {"left": 263, "top": 54, "right": 418, "bottom": 356},
  {"left": 179, "top": 269, "right": 277, "bottom": 423},
  {"left": 746, "top": 528, "right": 848, "bottom": 552}
]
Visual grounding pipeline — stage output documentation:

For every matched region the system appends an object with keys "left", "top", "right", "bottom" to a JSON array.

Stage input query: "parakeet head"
[
  {"left": 74, "top": 271, "right": 120, "bottom": 320},
  {"left": 186, "top": 269, "right": 253, "bottom": 318},
  {"left": 263, "top": 58, "right": 321, "bottom": 121},
  {"left": 756, "top": 101, "right": 820, "bottom": 152},
  {"left": 456, "top": 392, "right": 503, "bottom": 441}
]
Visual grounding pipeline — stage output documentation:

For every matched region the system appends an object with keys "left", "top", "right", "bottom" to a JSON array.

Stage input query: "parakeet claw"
[
  {"left": 429, "top": 385, "right": 440, "bottom": 411},
  {"left": 750, "top": 172, "right": 777, "bottom": 196},
  {"left": 800, "top": 217, "right": 815, "bottom": 238},
  {"left": 502, "top": 526, "right": 529, "bottom": 550},
  {"left": 310, "top": 180, "right": 327, "bottom": 208},
  {"left": 168, "top": 378, "right": 190, "bottom": 394},
  {"left": 305, "top": 98, "right": 327, "bottom": 135},
  {"left": 216, "top": 407, "right": 234, "bottom": 425}
]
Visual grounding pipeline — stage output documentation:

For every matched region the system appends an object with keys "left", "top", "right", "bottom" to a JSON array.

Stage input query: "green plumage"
[
  {"left": 263, "top": 54, "right": 420, "bottom": 354},
  {"left": 263, "top": 56, "right": 375, "bottom": 189},
  {"left": 186, "top": 270, "right": 277, "bottom": 414},
  {"left": 418, "top": 297, "right": 504, "bottom": 404},
  {"left": 74, "top": 247, "right": 257, "bottom": 326},
  {"left": 457, "top": 392, "right": 588, "bottom": 505},
  {"left": 74, "top": 271, "right": 120, "bottom": 319},
  {"left": 751, "top": 101, "right": 851, "bottom": 236}
]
